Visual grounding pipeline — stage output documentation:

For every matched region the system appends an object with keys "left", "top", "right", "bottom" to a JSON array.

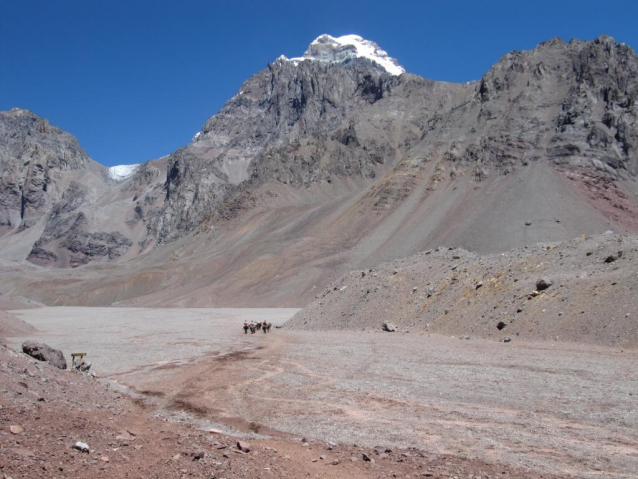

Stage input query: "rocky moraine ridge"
[{"left": 1, "top": 34, "right": 637, "bottom": 274}]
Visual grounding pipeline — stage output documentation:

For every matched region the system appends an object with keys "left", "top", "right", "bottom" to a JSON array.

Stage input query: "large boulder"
[{"left": 21, "top": 341, "right": 67, "bottom": 369}]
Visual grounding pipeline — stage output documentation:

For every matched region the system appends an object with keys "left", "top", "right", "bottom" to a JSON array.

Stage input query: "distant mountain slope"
[{"left": 0, "top": 109, "right": 167, "bottom": 267}]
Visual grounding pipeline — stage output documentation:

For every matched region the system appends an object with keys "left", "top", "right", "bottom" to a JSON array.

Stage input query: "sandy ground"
[{"left": 7, "top": 307, "right": 638, "bottom": 478}]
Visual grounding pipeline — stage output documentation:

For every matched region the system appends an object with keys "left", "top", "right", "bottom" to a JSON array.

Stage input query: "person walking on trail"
[
  {"left": 243, "top": 321, "right": 249, "bottom": 334},
  {"left": 262, "top": 320, "right": 268, "bottom": 333}
]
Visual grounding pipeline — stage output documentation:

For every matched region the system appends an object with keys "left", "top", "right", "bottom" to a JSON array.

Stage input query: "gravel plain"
[
  {"left": 8, "top": 307, "right": 298, "bottom": 375},
  {"left": 8, "top": 307, "right": 638, "bottom": 478}
]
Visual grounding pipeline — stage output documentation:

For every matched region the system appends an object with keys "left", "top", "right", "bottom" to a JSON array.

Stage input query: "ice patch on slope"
[
  {"left": 283, "top": 34, "right": 405, "bottom": 76},
  {"left": 107, "top": 164, "right": 139, "bottom": 181}
]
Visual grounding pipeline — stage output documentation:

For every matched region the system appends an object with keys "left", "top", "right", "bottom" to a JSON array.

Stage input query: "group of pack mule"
[{"left": 243, "top": 321, "right": 272, "bottom": 334}]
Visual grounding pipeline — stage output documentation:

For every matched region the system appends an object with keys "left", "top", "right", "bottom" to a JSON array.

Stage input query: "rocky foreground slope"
[
  {"left": 287, "top": 233, "right": 638, "bottom": 348},
  {"left": 1, "top": 34, "right": 638, "bottom": 308}
]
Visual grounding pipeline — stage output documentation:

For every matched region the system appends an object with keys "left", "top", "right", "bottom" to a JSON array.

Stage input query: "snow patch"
[
  {"left": 285, "top": 34, "right": 405, "bottom": 76},
  {"left": 107, "top": 164, "right": 139, "bottom": 181}
]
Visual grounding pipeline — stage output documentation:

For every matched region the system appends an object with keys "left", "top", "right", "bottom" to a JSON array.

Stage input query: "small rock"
[
  {"left": 362, "top": 452, "right": 374, "bottom": 463},
  {"left": 73, "top": 441, "right": 90, "bottom": 453},
  {"left": 536, "top": 278, "right": 553, "bottom": 291},
  {"left": 320, "top": 455, "right": 326, "bottom": 460},
  {"left": 9, "top": 425, "right": 24, "bottom": 435},
  {"left": 496, "top": 321, "right": 507, "bottom": 331},
  {"left": 325, "top": 441, "right": 338, "bottom": 450},
  {"left": 331, "top": 460, "right": 340, "bottom": 465},
  {"left": 236, "top": 441, "right": 251, "bottom": 453},
  {"left": 100, "top": 456, "right": 109, "bottom": 463},
  {"left": 501, "top": 337, "right": 512, "bottom": 343},
  {"left": 382, "top": 322, "right": 397, "bottom": 332},
  {"left": 78, "top": 360, "right": 92, "bottom": 372},
  {"left": 525, "top": 221, "right": 532, "bottom": 226},
  {"left": 192, "top": 451, "right": 205, "bottom": 460},
  {"left": 604, "top": 254, "right": 618, "bottom": 263},
  {"left": 475, "top": 282, "right": 483, "bottom": 290}
]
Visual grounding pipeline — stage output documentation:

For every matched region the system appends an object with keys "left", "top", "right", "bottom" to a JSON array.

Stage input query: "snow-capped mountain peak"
[
  {"left": 106, "top": 164, "right": 139, "bottom": 181},
  {"left": 286, "top": 34, "right": 405, "bottom": 76}
]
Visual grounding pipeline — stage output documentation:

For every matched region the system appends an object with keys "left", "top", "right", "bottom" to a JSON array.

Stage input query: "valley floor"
[{"left": 3, "top": 307, "right": 637, "bottom": 478}]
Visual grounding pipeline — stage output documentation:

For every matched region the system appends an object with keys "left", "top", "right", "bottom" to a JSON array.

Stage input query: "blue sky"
[{"left": 2, "top": 0, "right": 637, "bottom": 167}]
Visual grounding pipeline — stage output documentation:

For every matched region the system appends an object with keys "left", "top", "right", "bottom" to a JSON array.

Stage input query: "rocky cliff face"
[
  {"left": 149, "top": 44, "right": 467, "bottom": 242},
  {"left": 0, "top": 109, "right": 94, "bottom": 231},
  {"left": 0, "top": 109, "right": 163, "bottom": 267},
  {"left": 434, "top": 35, "right": 638, "bottom": 176},
  {"left": 148, "top": 35, "right": 638, "bottom": 246},
  {"left": 149, "top": 56, "right": 407, "bottom": 241}
]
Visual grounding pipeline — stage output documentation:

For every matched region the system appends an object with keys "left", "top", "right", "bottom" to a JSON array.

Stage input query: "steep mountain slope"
[
  {"left": 0, "top": 34, "right": 637, "bottom": 308},
  {"left": 147, "top": 36, "right": 465, "bottom": 243}
]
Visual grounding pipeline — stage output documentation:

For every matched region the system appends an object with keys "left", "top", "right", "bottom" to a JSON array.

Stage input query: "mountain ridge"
[{"left": 1, "top": 34, "right": 637, "bottom": 308}]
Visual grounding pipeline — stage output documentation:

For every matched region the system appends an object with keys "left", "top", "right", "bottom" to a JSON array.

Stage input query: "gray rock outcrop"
[{"left": 0, "top": 109, "right": 93, "bottom": 230}]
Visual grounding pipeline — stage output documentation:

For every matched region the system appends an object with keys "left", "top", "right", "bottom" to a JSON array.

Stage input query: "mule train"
[{"left": 243, "top": 321, "right": 272, "bottom": 334}]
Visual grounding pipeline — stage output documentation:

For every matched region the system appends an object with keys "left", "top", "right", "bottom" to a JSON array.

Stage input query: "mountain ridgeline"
[{"left": 0, "top": 34, "right": 637, "bottom": 307}]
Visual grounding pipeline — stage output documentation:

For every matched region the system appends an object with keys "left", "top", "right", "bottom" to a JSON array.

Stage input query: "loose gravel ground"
[{"left": 6, "top": 307, "right": 638, "bottom": 478}]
